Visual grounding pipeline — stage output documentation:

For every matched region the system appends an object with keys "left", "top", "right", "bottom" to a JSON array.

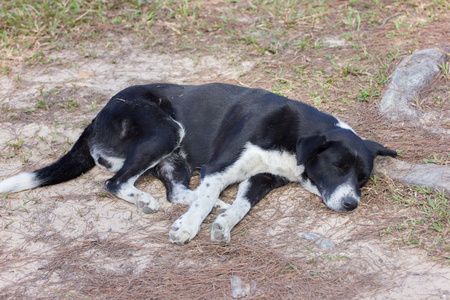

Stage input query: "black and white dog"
[{"left": 0, "top": 83, "right": 396, "bottom": 244}]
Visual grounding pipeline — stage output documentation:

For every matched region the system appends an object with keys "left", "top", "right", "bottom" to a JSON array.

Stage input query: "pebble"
[
  {"left": 300, "top": 232, "right": 336, "bottom": 251},
  {"left": 231, "top": 276, "right": 250, "bottom": 299}
]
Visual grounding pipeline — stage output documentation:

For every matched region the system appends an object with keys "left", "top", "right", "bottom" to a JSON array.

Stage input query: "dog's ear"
[
  {"left": 296, "top": 135, "right": 328, "bottom": 165},
  {"left": 364, "top": 140, "right": 397, "bottom": 157}
]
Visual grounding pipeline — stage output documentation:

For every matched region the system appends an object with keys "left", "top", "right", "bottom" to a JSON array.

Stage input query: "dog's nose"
[{"left": 342, "top": 198, "right": 358, "bottom": 211}]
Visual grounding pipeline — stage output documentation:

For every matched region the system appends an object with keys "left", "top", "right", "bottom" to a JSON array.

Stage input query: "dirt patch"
[{"left": 1, "top": 1, "right": 449, "bottom": 299}]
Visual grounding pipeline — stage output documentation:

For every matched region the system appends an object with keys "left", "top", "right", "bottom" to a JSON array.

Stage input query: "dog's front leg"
[
  {"left": 169, "top": 176, "right": 225, "bottom": 245},
  {"left": 210, "top": 179, "right": 252, "bottom": 243},
  {"left": 211, "top": 173, "right": 289, "bottom": 243}
]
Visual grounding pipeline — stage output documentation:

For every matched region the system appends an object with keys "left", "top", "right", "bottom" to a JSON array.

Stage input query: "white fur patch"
[
  {"left": 224, "top": 143, "right": 301, "bottom": 183},
  {"left": 325, "top": 179, "right": 359, "bottom": 212},
  {"left": 0, "top": 172, "right": 40, "bottom": 194},
  {"left": 300, "top": 177, "right": 321, "bottom": 197},
  {"left": 171, "top": 117, "right": 186, "bottom": 142},
  {"left": 336, "top": 120, "right": 356, "bottom": 133},
  {"left": 91, "top": 147, "right": 126, "bottom": 172}
]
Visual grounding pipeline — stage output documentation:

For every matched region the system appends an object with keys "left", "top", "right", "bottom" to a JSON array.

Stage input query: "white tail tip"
[{"left": 0, "top": 172, "right": 40, "bottom": 194}]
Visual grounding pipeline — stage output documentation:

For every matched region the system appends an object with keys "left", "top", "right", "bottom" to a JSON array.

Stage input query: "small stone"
[
  {"left": 231, "top": 276, "right": 246, "bottom": 299},
  {"left": 301, "top": 232, "right": 320, "bottom": 241},
  {"left": 316, "top": 238, "right": 335, "bottom": 251},
  {"left": 300, "top": 233, "right": 336, "bottom": 251}
]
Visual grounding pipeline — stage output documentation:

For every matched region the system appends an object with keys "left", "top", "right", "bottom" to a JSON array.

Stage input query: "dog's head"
[{"left": 296, "top": 129, "right": 397, "bottom": 213}]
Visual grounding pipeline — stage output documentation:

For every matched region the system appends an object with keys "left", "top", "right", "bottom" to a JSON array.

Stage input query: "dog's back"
[{"left": 143, "top": 83, "right": 338, "bottom": 170}]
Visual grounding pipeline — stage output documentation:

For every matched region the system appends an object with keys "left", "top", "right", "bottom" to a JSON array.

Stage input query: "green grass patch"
[{"left": 384, "top": 186, "right": 450, "bottom": 262}]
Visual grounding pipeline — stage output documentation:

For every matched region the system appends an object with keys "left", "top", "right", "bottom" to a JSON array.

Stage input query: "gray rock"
[
  {"left": 301, "top": 232, "right": 320, "bottom": 241},
  {"left": 374, "top": 157, "right": 450, "bottom": 193},
  {"left": 377, "top": 47, "right": 450, "bottom": 193},
  {"left": 316, "top": 238, "right": 336, "bottom": 251},
  {"left": 380, "top": 48, "right": 447, "bottom": 120},
  {"left": 300, "top": 233, "right": 336, "bottom": 251}
]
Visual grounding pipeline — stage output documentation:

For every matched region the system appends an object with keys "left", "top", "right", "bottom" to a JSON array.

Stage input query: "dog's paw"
[
  {"left": 169, "top": 216, "right": 200, "bottom": 245},
  {"left": 211, "top": 199, "right": 231, "bottom": 214},
  {"left": 135, "top": 193, "right": 159, "bottom": 214},
  {"left": 210, "top": 221, "right": 231, "bottom": 243}
]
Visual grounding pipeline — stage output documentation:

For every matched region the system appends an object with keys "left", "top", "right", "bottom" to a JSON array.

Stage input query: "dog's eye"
[{"left": 332, "top": 162, "right": 346, "bottom": 172}]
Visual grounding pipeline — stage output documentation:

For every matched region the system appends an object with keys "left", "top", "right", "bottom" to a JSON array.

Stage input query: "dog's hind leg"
[
  {"left": 210, "top": 173, "right": 289, "bottom": 243},
  {"left": 91, "top": 91, "right": 187, "bottom": 213},
  {"left": 103, "top": 134, "right": 181, "bottom": 214}
]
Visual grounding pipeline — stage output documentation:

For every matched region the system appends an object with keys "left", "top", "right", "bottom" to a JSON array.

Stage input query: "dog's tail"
[{"left": 0, "top": 123, "right": 96, "bottom": 194}]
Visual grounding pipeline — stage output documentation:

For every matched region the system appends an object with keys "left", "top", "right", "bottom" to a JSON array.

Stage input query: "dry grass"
[{"left": 0, "top": 186, "right": 394, "bottom": 299}]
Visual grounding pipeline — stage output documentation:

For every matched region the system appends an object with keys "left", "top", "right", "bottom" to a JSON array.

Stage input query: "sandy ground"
[{"left": 1, "top": 41, "right": 449, "bottom": 299}]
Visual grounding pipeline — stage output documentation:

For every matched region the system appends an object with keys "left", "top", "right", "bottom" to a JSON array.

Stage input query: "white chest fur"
[{"left": 222, "top": 143, "right": 304, "bottom": 183}]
